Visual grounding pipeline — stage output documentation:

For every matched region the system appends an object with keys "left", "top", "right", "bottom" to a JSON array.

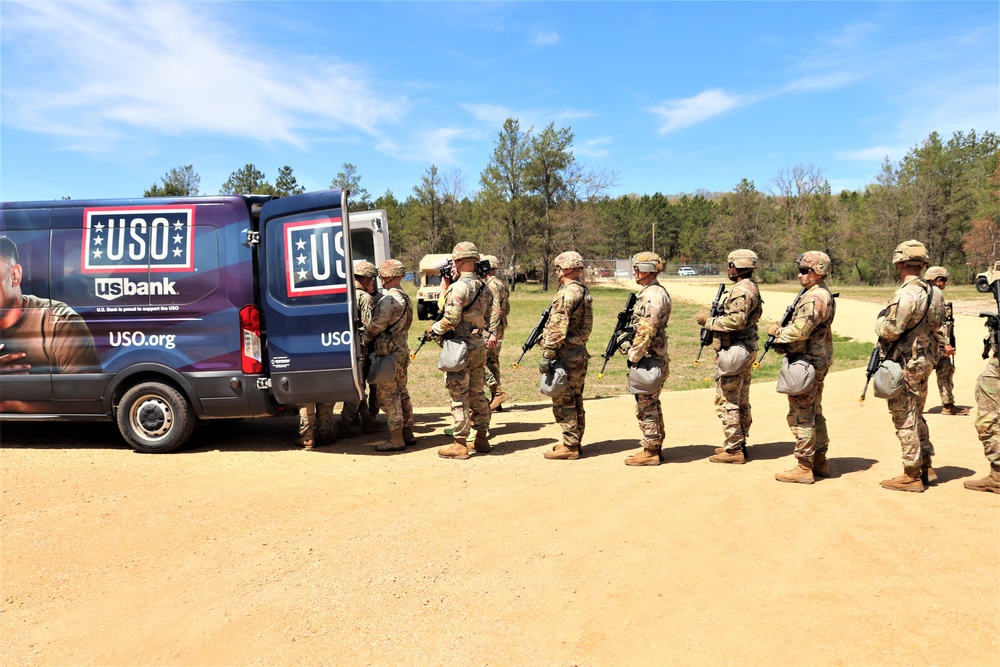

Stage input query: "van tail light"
[{"left": 239, "top": 305, "right": 264, "bottom": 374}]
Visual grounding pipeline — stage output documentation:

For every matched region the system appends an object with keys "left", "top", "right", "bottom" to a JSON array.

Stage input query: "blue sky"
[{"left": 2, "top": 1, "right": 997, "bottom": 203}]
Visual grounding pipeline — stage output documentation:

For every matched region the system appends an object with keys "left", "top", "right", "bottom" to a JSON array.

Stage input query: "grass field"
[{"left": 399, "top": 281, "right": 874, "bottom": 409}]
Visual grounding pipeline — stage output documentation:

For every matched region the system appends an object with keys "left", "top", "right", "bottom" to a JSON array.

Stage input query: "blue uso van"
[{"left": 0, "top": 190, "right": 389, "bottom": 452}]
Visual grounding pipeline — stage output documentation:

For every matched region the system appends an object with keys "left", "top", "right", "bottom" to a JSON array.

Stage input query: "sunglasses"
[
  {"left": 798, "top": 266, "right": 811, "bottom": 275},
  {"left": 936, "top": 277, "right": 948, "bottom": 283}
]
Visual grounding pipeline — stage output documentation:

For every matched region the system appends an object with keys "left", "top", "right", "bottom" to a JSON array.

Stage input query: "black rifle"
[
  {"left": 410, "top": 308, "right": 446, "bottom": 360},
  {"left": 597, "top": 292, "right": 638, "bottom": 379},
  {"left": 754, "top": 286, "right": 808, "bottom": 369},
  {"left": 945, "top": 304, "right": 956, "bottom": 367},
  {"left": 980, "top": 278, "right": 1000, "bottom": 360},
  {"left": 694, "top": 283, "right": 726, "bottom": 367},
  {"left": 512, "top": 306, "right": 551, "bottom": 369}
]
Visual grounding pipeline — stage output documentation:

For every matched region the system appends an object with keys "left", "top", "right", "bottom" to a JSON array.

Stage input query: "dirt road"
[{"left": 2, "top": 287, "right": 997, "bottom": 666}]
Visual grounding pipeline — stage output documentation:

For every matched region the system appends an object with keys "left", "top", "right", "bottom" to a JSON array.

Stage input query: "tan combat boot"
[
  {"left": 963, "top": 465, "right": 1000, "bottom": 494},
  {"left": 775, "top": 458, "right": 815, "bottom": 484},
  {"left": 921, "top": 456, "right": 938, "bottom": 486},
  {"left": 376, "top": 429, "right": 406, "bottom": 452},
  {"left": 813, "top": 451, "right": 831, "bottom": 478},
  {"left": 625, "top": 447, "right": 662, "bottom": 466},
  {"left": 338, "top": 418, "right": 363, "bottom": 438},
  {"left": 489, "top": 388, "right": 510, "bottom": 412},
  {"left": 709, "top": 448, "right": 746, "bottom": 464},
  {"left": 941, "top": 403, "right": 970, "bottom": 416},
  {"left": 544, "top": 444, "right": 581, "bottom": 460},
  {"left": 880, "top": 466, "right": 925, "bottom": 492},
  {"left": 297, "top": 435, "right": 315, "bottom": 451},
  {"left": 472, "top": 430, "right": 491, "bottom": 454},
  {"left": 402, "top": 426, "right": 417, "bottom": 447},
  {"left": 438, "top": 439, "right": 471, "bottom": 460}
]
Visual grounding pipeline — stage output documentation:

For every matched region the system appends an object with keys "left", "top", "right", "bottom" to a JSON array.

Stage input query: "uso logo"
[
  {"left": 284, "top": 218, "right": 348, "bottom": 298},
  {"left": 82, "top": 206, "right": 195, "bottom": 273}
]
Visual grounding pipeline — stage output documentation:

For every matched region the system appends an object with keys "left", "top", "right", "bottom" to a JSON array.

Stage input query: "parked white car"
[{"left": 677, "top": 266, "right": 697, "bottom": 277}]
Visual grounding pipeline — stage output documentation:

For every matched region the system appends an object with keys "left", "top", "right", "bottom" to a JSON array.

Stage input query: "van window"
[{"left": 351, "top": 230, "right": 375, "bottom": 266}]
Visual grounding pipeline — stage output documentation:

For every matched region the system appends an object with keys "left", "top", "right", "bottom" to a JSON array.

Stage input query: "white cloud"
[
  {"left": 0, "top": 1, "right": 407, "bottom": 150},
  {"left": 576, "top": 137, "right": 612, "bottom": 158},
  {"left": 781, "top": 71, "right": 859, "bottom": 93},
  {"left": 833, "top": 146, "right": 906, "bottom": 163},
  {"left": 649, "top": 89, "right": 744, "bottom": 134},
  {"left": 532, "top": 30, "right": 560, "bottom": 46}
]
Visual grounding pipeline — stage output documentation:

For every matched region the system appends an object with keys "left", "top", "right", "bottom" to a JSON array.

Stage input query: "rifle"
[
  {"left": 945, "top": 304, "right": 956, "bottom": 367},
  {"left": 410, "top": 309, "right": 446, "bottom": 360},
  {"left": 980, "top": 278, "right": 1000, "bottom": 360},
  {"left": 754, "top": 286, "right": 808, "bottom": 369},
  {"left": 859, "top": 346, "right": 883, "bottom": 406},
  {"left": 597, "top": 292, "right": 637, "bottom": 379},
  {"left": 512, "top": 306, "right": 551, "bottom": 369},
  {"left": 694, "top": 283, "right": 726, "bottom": 367}
]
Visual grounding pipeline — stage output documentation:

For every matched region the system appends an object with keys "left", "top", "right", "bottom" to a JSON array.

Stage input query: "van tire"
[
  {"left": 417, "top": 302, "right": 429, "bottom": 320},
  {"left": 976, "top": 276, "right": 991, "bottom": 293},
  {"left": 117, "top": 382, "right": 195, "bottom": 453}
]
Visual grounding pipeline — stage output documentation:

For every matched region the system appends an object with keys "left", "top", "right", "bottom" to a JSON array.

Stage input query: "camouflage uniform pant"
[
  {"left": 375, "top": 351, "right": 414, "bottom": 432},
  {"left": 714, "top": 361, "right": 752, "bottom": 452},
  {"left": 485, "top": 340, "right": 503, "bottom": 391},
  {"left": 299, "top": 403, "right": 335, "bottom": 441},
  {"left": 635, "top": 391, "right": 665, "bottom": 450},
  {"left": 785, "top": 366, "right": 829, "bottom": 461},
  {"left": 886, "top": 356, "right": 934, "bottom": 468},
  {"left": 445, "top": 339, "right": 490, "bottom": 438},
  {"left": 933, "top": 354, "right": 955, "bottom": 405},
  {"left": 551, "top": 345, "right": 589, "bottom": 448},
  {"left": 975, "top": 357, "right": 1000, "bottom": 464}
]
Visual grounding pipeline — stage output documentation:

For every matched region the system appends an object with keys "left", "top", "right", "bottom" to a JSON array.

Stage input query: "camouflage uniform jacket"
[
  {"left": 773, "top": 282, "right": 836, "bottom": 370},
  {"left": 486, "top": 274, "right": 510, "bottom": 339},
  {"left": 540, "top": 279, "right": 593, "bottom": 359},
  {"left": 875, "top": 275, "right": 946, "bottom": 363},
  {"left": 431, "top": 272, "right": 493, "bottom": 341},
  {"left": 627, "top": 280, "right": 671, "bottom": 364},
  {"left": 362, "top": 287, "right": 412, "bottom": 357},
  {"left": 705, "top": 278, "right": 761, "bottom": 351},
  {"left": 355, "top": 280, "right": 375, "bottom": 335}
]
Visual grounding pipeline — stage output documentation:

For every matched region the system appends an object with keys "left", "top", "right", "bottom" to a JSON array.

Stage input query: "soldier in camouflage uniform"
[
  {"left": 622, "top": 252, "right": 671, "bottom": 466},
  {"left": 340, "top": 260, "right": 381, "bottom": 437},
  {"left": 432, "top": 242, "right": 494, "bottom": 460},
  {"left": 767, "top": 251, "right": 837, "bottom": 484},
  {"left": 297, "top": 403, "right": 318, "bottom": 450},
  {"left": 539, "top": 251, "right": 594, "bottom": 460},
  {"left": 361, "top": 259, "right": 415, "bottom": 452},
  {"left": 696, "top": 249, "right": 762, "bottom": 465},
  {"left": 875, "top": 240, "right": 946, "bottom": 492},
  {"left": 924, "top": 266, "right": 968, "bottom": 415},
  {"left": 483, "top": 254, "right": 511, "bottom": 411},
  {"left": 965, "top": 310, "right": 1000, "bottom": 493}
]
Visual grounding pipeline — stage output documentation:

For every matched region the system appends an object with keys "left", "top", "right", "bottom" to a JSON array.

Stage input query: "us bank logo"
[
  {"left": 82, "top": 205, "right": 195, "bottom": 273},
  {"left": 284, "top": 218, "right": 348, "bottom": 298}
]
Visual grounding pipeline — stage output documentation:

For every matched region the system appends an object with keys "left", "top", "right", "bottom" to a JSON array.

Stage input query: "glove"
[
  {"left": 424, "top": 325, "right": 438, "bottom": 340},
  {"left": 768, "top": 324, "right": 780, "bottom": 337},
  {"left": 696, "top": 311, "right": 709, "bottom": 326},
  {"left": 618, "top": 339, "right": 631, "bottom": 354},
  {"left": 538, "top": 357, "right": 554, "bottom": 374}
]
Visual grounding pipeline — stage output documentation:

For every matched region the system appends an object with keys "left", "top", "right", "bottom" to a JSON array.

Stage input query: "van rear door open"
[{"left": 257, "top": 190, "right": 363, "bottom": 406}]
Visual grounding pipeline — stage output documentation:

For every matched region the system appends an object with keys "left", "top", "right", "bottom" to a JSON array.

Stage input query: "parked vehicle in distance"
[
  {"left": 699, "top": 265, "right": 719, "bottom": 276},
  {"left": 677, "top": 266, "right": 697, "bottom": 277},
  {"left": 975, "top": 261, "right": 1000, "bottom": 292},
  {"left": 415, "top": 253, "right": 452, "bottom": 320}
]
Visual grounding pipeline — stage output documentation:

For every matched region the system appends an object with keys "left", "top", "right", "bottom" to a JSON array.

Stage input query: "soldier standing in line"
[
  {"left": 964, "top": 308, "right": 1000, "bottom": 493},
  {"left": 340, "top": 260, "right": 381, "bottom": 437},
  {"left": 483, "top": 254, "right": 511, "bottom": 411},
  {"left": 431, "top": 242, "right": 494, "bottom": 460},
  {"left": 539, "top": 251, "right": 594, "bottom": 460},
  {"left": 621, "top": 252, "right": 671, "bottom": 466},
  {"left": 361, "top": 260, "right": 415, "bottom": 452},
  {"left": 767, "top": 252, "right": 837, "bottom": 484},
  {"left": 696, "top": 249, "right": 762, "bottom": 465},
  {"left": 875, "top": 240, "right": 946, "bottom": 492},
  {"left": 924, "top": 266, "right": 968, "bottom": 415}
]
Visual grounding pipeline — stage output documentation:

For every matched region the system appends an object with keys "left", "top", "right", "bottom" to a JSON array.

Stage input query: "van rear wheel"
[{"left": 117, "top": 382, "right": 195, "bottom": 453}]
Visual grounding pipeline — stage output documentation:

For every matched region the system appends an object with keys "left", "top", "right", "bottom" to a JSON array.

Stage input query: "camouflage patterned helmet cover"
[
  {"left": 631, "top": 251, "right": 664, "bottom": 273},
  {"left": 483, "top": 255, "right": 499, "bottom": 271},
  {"left": 353, "top": 260, "right": 378, "bottom": 279},
  {"left": 378, "top": 259, "right": 406, "bottom": 278},
  {"left": 892, "top": 239, "right": 929, "bottom": 265},
  {"left": 797, "top": 251, "right": 831, "bottom": 276},
  {"left": 553, "top": 250, "right": 585, "bottom": 269},
  {"left": 924, "top": 266, "right": 949, "bottom": 281},
  {"left": 452, "top": 241, "right": 480, "bottom": 261},
  {"left": 727, "top": 249, "right": 759, "bottom": 270}
]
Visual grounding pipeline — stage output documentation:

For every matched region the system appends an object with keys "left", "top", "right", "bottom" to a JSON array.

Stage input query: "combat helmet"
[
  {"left": 727, "top": 249, "right": 758, "bottom": 271},
  {"left": 631, "top": 251, "right": 664, "bottom": 273},
  {"left": 353, "top": 260, "right": 378, "bottom": 279},
  {"left": 452, "top": 241, "right": 480, "bottom": 261},
  {"left": 553, "top": 250, "right": 585, "bottom": 270},
  {"left": 924, "top": 266, "right": 949, "bottom": 281},
  {"left": 378, "top": 259, "right": 406, "bottom": 278},
  {"left": 797, "top": 251, "right": 832, "bottom": 277},
  {"left": 892, "top": 240, "right": 929, "bottom": 266}
]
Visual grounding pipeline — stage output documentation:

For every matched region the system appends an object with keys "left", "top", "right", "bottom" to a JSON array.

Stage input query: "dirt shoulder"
[{"left": 2, "top": 292, "right": 997, "bottom": 666}]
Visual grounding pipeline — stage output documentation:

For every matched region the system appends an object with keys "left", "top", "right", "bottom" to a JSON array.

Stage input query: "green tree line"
[{"left": 144, "top": 124, "right": 999, "bottom": 286}]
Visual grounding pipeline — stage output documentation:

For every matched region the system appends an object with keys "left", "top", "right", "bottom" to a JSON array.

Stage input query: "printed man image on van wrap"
[{"left": 0, "top": 235, "right": 100, "bottom": 376}]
